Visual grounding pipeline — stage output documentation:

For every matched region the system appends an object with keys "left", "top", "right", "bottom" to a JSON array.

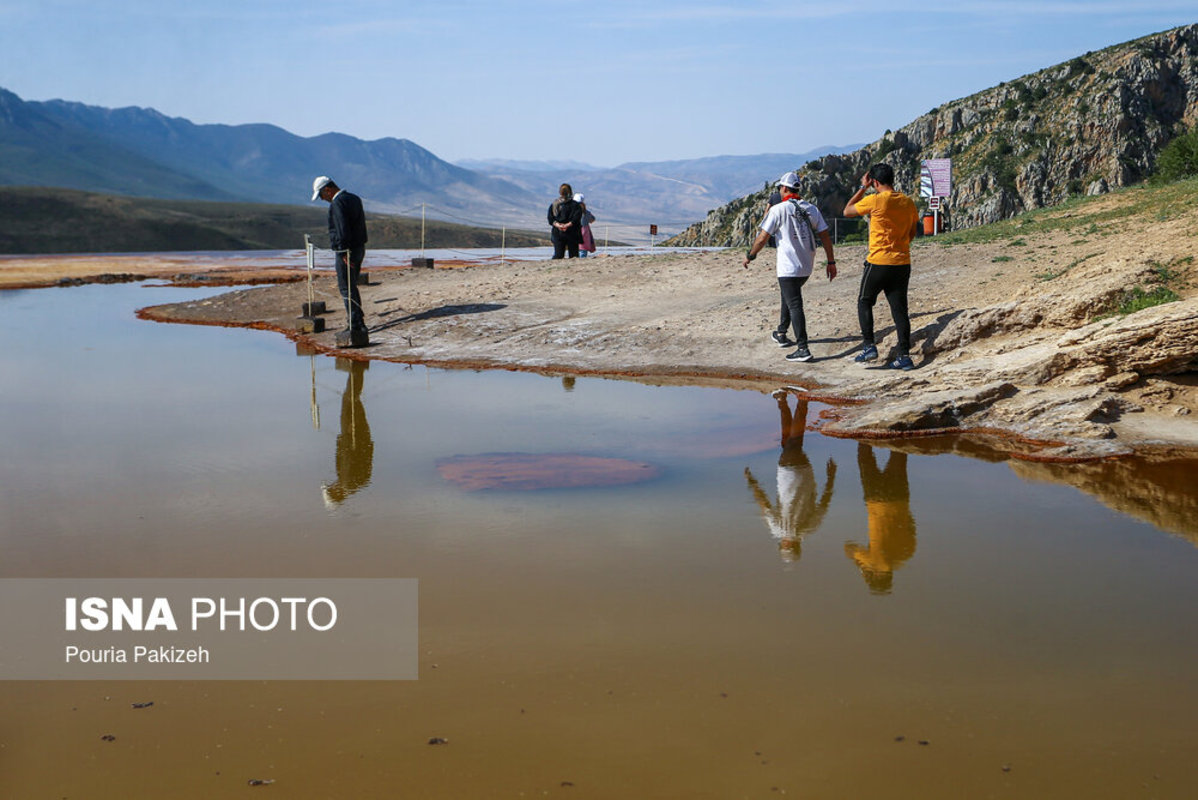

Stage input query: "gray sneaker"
[
  {"left": 785, "top": 346, "right": 813, "bottom": 362},
  {"left": 771, "top": 330, "right": 795, "bottom": 347}
]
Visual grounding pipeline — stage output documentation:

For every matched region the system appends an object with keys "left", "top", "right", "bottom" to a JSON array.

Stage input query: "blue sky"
[{"left": 2, "top": 1, "right": 1193, "bottom": 166}]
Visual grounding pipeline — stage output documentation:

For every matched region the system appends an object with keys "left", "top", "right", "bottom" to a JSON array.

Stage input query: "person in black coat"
[
  {"left": 547, "top": 183, "right": 583, "bottom": 259},
  {"left": 313, "top": 175, "right": 368, "bottom": 335}
]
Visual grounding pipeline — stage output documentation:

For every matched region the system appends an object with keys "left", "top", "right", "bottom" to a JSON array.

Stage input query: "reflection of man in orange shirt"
[
  {"left": 322, "top": 359, "right": 374, "bottom": 509},
  {"left": 745, "top": 391, "right": 836, "bottom": 562},
  {"left": 844, "top": 443, "right": 916, "bottom": 593}
]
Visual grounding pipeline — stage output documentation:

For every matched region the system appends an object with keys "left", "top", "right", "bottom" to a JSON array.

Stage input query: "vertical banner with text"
[{"left": 920, "top": 159, "right": 953, "bottom": 199}]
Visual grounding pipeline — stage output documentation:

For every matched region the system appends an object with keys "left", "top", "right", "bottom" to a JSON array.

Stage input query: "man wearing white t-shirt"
[{"left": 743, "top": 172, "right": 837, "bottom": 362}]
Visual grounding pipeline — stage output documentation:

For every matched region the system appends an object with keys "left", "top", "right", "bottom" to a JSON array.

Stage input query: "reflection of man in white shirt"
[
  {"left": 743, "top": 172, "right": 837, "bottom": 364},
  {"left": 744, "top": 391, "right": 837, "bottom": 562}
]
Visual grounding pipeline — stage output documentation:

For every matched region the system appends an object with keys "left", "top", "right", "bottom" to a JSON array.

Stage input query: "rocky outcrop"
[
  {"left": 824, "top": 293, "right": 1198, "bottom": 456},
  {"left": 669, "top": 24, "right": 1198, "bottom": 247}
]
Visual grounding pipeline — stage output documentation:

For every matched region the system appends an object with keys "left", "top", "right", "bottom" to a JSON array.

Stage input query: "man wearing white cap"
[
  {"left": 742, "top": 172, "right": 837, "bottom": 362},
  {"left": 312, "top": 175, "right": 369, "bottom": 343}
]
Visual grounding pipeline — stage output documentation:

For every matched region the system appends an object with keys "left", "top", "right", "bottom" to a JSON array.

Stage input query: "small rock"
[
  {"left": 428, "top": 737, "right": 448, "bottom": 745},
  {"left": 247, "top": 778, "right": 275, "bottom": 786},
  {"left": 1100, "top": 371, "right": 1140, "bottom": 393}
]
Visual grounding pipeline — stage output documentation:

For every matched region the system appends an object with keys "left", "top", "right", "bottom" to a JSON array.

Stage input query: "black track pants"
[
  {"left": 777, "top": 276, "right": 810, "bottom": 346},
  {"left": 857, "top": 262, "right": 911, "bottom": 356}
]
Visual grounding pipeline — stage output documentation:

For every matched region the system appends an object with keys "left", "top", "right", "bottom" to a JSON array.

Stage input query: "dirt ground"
[{"left": 6, "top": 188, "right": 1197, "bottom": 460}]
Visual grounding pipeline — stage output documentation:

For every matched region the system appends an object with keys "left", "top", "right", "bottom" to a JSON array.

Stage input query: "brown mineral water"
[{"left": 0, "top": 284, "right": 1195, "bottom": 798}]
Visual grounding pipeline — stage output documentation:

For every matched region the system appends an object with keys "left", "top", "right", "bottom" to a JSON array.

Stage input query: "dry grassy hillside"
[{"left": 0, "top": 186, "right": 549, "bottom": 255}]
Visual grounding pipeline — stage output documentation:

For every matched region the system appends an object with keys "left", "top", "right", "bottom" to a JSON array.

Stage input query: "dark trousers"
[
  {"left": 857, "top": 262, "right": 911, "bottom": 356},
  {"left": 335, "top": 245, "right": 366, "bottom": 331},
  {"left": 551, "top": 231, "right": 579, "bottom": 259},
  {"left": 776, "top": 276, "right": 810, "bottom": 346}
]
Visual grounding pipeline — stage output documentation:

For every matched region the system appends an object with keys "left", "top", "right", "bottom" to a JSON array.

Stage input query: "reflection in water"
[
  {"left": 745, "top": 391, "right": 837, "bottom": 562},
  {"left": 1011, "top": 455, "right": 1198, "bottom": 547},
  {"left": 845, "top": 444, "right": 918, "bottom": 594},
  {"left": 321, "top": 358, "right": 374, "bottom": 509},
  {"left": 858, "top": 435, "right": 1198, "bottom": 549},
  {"left": 5, "top": 284, "right": 1198, "bottom": 799},
  {"left": 437, "top": 452, "right": 658, "bottom": 490}
]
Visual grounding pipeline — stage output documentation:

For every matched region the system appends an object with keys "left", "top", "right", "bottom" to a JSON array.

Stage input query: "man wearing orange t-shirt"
[{"left": 843, "top": 163, "right": 920, "bottom": 371}]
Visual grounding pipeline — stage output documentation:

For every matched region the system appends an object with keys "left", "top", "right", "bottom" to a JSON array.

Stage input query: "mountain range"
[
  {"left": 669, "top": 24, "right": 1198, "bottom": 247},
  {"left": 0, "top": 86, "right": 853, "bottom": 241},
  {"left": 0, "top": 88, "right": 541, "bottom": 224},
  {"left": 456, "top": 149, "right": 861, "bottom": 230}
]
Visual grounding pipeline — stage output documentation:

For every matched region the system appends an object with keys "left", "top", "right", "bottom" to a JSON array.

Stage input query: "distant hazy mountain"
[
  {"left": 457, "top": 158, "right": 603, "bottom": 173},
  {"left": 0, "top": 87, "right": 541, "bottom": 227},
  {"left": 0, "top": 86, "right": 858, "bottom": 240},
  {"left": 0, "top": 89, "right": 236, "bottom": 201},
  {"left": 456, "top": 147, "right": 862, "bottom": 231},
  {"left": 616, "top": 150, "right": 864, "bottom": 198}
]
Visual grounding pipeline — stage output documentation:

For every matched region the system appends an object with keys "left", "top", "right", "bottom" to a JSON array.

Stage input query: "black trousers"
[
  {"left": 335, "top": 245, "right": 366, "bottom": 331},
  {"left": 551, "top": 230, "right": 579, "bottom": 259},
  {"left": 857, "top": 262, "right": 911, "bottom": 356},
  {"left": 776, "top": 276, "right": 810, "bottom": 346}
]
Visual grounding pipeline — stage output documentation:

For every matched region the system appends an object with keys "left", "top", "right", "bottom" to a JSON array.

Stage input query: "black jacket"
[
  {"left": 547, "top": 198, "right": 583, "bottom": 243},
  {"left": 328, "top": 190, "right": 368, "bottom": 251}
]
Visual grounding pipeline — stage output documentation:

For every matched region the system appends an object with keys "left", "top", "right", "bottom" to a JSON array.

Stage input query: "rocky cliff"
[{"left": 669, "top": 24, "right": 1198, "bottom": 247}]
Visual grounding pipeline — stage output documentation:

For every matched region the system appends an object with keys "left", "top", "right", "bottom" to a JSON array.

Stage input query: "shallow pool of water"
[{"left": 0, "top": 282, "right": 1196, "bottom": 798}]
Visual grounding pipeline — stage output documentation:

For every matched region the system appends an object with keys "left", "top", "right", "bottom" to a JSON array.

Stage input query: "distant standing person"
[
  {"left": 843, "top": 163, "right": 920, "bottom": 370},
  {"left": 312, "top": 175, "right": 369, "bottom": 344},
  {"left": 547, "top": 183, "right": 583, "bottom": 259},
  {"left": 743, "top": 172, "right": 837, "bottom": 363},
  {"left": 575, "top": 193, "right": 597, "bottom": 258}
]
